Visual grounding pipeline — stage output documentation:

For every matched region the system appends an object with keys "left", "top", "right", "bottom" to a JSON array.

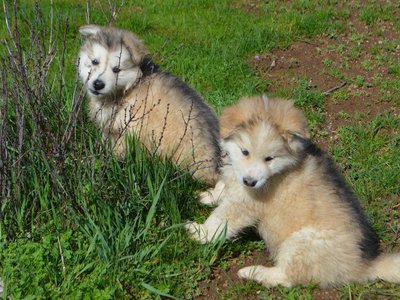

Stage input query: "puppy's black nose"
[
  {"left": 243, "top": 177, "right": 257, "bottom": 187},
  {"left": 93, "top": 79, "right": 105, "bottom": 91}
]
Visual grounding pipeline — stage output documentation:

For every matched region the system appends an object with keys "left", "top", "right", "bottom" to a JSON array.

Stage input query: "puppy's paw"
[
  {"left": 238, "top": 265, "right": 290, "bottom": 287},
  {"left": 199, "top": 190, "right": 217, "bottom": 206},
  {"left": 238, "top": 266, "right": 260, "bottom": 280},
  {"left": 199, "top": 181, "right": 225, "bottom": 206},
  {"left": 185, "top": 222, "right": 208, "bottom": 244}
]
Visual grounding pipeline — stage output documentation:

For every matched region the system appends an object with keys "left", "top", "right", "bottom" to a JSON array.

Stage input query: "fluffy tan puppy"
[
  {"left": 187, "top": 95, "right": 400, "bottom": 287},
  {"left": 78, "top": 25, "right": 220, "bottom": 185}
]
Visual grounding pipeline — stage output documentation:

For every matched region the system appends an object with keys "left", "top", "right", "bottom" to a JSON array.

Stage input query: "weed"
[
  {"left": 361, "top": 59, "right": 374, "bottom": 71},
  {"left": 337, "top": 111, "right": 351, "bottom": 119},
  {"left": 359, "top": 4, "right": 395, "bottom": 26},
  {"left": 349, "top": 44, "right": 363, "bottom": 60},
  {"left": 353, "top": 75, "right": 366, "bottom": 87},
  {"left": 388, "top": 63, "right": 400, "bottom": 75},
  {"left": 332, "top": 89, "right": 350, "bottom": 102},
  {"left": 322, "top": 58, "right": 332, "bottom": 67},
  {"left": 336, "top": 43, "right": 346, "bottom": 53}
]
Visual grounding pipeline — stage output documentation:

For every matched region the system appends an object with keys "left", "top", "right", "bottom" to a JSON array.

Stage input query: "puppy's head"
[
  {"left": 78, "top": 25, "right": 147, "bottom": 101},
  {"left": 220, "top": 96, "right": 310, "bottom": 189}
]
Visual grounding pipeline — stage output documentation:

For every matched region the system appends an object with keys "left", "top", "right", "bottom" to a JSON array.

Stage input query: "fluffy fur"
[
  {"left": 187, "top": 95, "right": 400, "bottom": 287},
  {"left": 78, "top": 25, "right": 220, "bottom": 185}
]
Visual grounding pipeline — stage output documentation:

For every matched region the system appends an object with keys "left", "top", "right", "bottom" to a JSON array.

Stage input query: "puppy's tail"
[{"left": 367, "top": 253, "right": 400, "bottom": 283}]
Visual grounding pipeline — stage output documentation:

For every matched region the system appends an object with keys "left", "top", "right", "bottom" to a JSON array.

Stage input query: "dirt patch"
[
  {"left": 196, "top": 249, "right": 266, "bottom": 300},
  {"left": 248, "top": 40, "right": 342, "bottom": 93},
  {"left": 248, "top": 13, "right": 400, "bottom": 140},
  {"left": 233, "top": 0, "right": 266, "bottom": 14},
  {"left": 310, "top": 289, "right": 341, "bottom": 300}
]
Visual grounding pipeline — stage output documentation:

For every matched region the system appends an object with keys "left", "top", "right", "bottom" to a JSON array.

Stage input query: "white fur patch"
[
  {"left": 221, "top": 124, "right": 297, "bottom": 189},
  {"left": 79, "top": 43, "right": 142, "bottom": 100}
]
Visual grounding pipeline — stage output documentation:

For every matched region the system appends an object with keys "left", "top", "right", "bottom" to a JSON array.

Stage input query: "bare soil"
[
  {"left": 247, "top": 8, "right": 400, "bottom": 149},
  {"left": 196, "top": 250, "right": 267, "bottom": 300}
]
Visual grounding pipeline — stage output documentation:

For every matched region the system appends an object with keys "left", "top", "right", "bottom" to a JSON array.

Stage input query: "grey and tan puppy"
[
  {"left": 187, "top": 96, "right": 400, "bottom": 287},
  {"left": 78, "top": 25, "right": 220, "bottom": 185}
]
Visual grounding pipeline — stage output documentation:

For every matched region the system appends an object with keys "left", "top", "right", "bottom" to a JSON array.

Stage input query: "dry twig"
[{"left": 323, "top": 81, "right": 347, "bottom": 96}]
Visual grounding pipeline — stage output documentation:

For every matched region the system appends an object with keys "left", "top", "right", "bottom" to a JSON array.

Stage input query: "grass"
[{"left": 1, "top": 0, "right": 399, "bottom": 299}]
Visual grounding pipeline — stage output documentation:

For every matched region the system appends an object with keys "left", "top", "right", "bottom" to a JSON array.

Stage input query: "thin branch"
[
  {"left": 57, "top": 235, "right": 66, "bottom": 277},
  {"left": 323, "top": 81, "right": 347, "bottom": 96},
  {"left": 86, "top": 0, "right": 91, "bottom": 24},
  {"left": 48, "top": 0, "right": 54, "bottom": 55}
]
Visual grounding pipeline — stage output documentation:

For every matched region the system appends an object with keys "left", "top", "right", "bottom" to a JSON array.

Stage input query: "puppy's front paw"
[
  {"left": 238, "top": 266, "right": 260, "bottom": 280},
  {"left": 199, "top": 190, "right": 217, "bottom": 206},
  {"left": 185, "top": 222, "right": 208, "bottom": 244},
  {"left": 199, "top": 182, "right": 225, "bottom": 206}
]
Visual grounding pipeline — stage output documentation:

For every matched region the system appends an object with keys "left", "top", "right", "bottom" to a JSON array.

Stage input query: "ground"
[{"left": 195, "top": 2, "right": 399, "bottom": 299}]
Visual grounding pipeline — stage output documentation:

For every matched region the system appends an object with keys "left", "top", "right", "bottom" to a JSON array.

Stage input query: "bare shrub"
[{"left": 0, "top": 1, "right": 89, "bottom": 236}]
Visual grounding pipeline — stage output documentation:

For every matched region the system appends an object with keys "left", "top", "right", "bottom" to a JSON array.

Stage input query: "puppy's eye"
[
  {"left": 264, "top": 156, "right": 274, "bottom": 162},
  {"left": 112, "top": 67, "right": 121, "bottom": 73},
  {"left": 92, "top": 59, "right": 99, "bottom": 65},
  {"left": 241, "top": 149, "right": 249, "bottom": 156}
]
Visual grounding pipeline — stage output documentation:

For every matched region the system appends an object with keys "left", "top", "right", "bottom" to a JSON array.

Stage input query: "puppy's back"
[{"left": 303, "top": 142, "right": 381, "bottom": 260}]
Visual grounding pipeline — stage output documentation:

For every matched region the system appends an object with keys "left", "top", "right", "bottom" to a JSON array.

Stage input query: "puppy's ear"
[
  {"left": 220, "top": 139, "right": 229, "bottom": 157},
  {"left": 220, "top": 138, "right": 236, "bottom": 161},
  {"left": 282, "top": 131, "right": 309, "bottom": 154},
  {"left": 79, "top": 25, "right": 101, "bottom": 37},
  {"left": 220, "top": 106, "right": 244, "bottom": 139},
  {"left": 121, "top": 31, "right": 148, "bottom": 65}
]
